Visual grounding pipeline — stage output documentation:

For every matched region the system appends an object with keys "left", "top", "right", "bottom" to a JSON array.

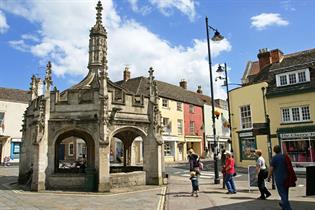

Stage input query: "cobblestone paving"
[{"left": 0, "top": 167, "right": 165, "bottom": 210}]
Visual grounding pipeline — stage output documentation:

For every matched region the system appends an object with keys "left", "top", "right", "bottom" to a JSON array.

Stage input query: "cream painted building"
[
  {"left": 159, "top": 97, "right": 185, "bottom": 162},
  {"left": 231, "top": 48, "right": 315, "bottom": 169},
  {"left": 0, "top": 88, "right": 28, "bottom": 164},
  {"left": 204, "top": 101, "right": 230, "bottom": 159},
  {"left": 229, "top": 82, "right": 274, "bottom": 167}
]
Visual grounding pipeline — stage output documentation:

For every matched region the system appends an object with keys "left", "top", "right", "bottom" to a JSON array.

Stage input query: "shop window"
[
  {"left": 177, "top": 119, "right": 183, "bottom": 135},
  {"left": 281, "top": 139, "right": 314, "bottom": 163},
  {"left": 11, "top": 142, "right": 21, "bottom": 159},
  {"left": 240, "top": 105, "right": 252, "bottom": 129},
  {"left": 239, "top": 137, "right": 256, "bottom": 160}
]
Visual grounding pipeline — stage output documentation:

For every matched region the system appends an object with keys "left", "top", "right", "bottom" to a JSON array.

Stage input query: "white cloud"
[
  {"left": 280, "top": 1, "right": 296, "bottom": 11},
  {"left": 128, "top": 0, "right": 152, "bottom": 15},
  {"left": 0, "top": 10, "right": 9, "bottom": 34},
  {"left": 1, "top": 0, "right": 231, "bottom": 99},
  {"left": 251, "top": 13, "right": 289, "bottom": 30},
  {"left": 150, "top": 0, "right": 196, "bottom": 21}
]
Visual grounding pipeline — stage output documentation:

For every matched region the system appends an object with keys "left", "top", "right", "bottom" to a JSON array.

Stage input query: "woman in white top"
[{"left": 255, "top": 149, "right": 271, "bottom": 199}]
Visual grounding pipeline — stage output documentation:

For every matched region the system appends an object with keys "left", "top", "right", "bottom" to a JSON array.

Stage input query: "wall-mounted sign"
[
  {"left": 239, "top": 132, "right": 253, "bottom": 137},
  {"left": 280, "top": 132, "right": 315, "bottom": 139}
]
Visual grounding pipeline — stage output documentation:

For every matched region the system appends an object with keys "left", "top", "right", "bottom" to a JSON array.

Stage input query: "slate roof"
[
  {"left": 0, "top": 87, "right": 29, "bottom": 103},
  {"left": 116, "top": 77, "right": 212, "bottom": 107},
  {"left": 244, "top": 48, "right": 315, "bottom": 97}
]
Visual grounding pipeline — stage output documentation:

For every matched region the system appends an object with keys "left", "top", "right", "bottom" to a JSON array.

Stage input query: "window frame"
[
  {"left": 276, "top": 68, "right": 310, "bottom": 87},
  {"left": 189, "top": 121, "right": 195, "bottom": 135},
  {"left": 177, "top": 102, "right": 182, "bottom": 111},
  {"left": 281, "top": 105, "right": 311, "bottom": 123},
  {"left": 162, "top": 98, "right": 169, "bottom": 108},
  {"left": 68, "top": 143, "right": 74, "bottom": 156},
  {"left": 240, "top": 105, "right": 252, "bottom": 130},
  {"left": 239, "top": 137, "right": 257, "bottom": 160},
  {"left": 177, "top": 119, "right": 183, "bottom": 135},
  {"left": 189, "top": 104, "right": 194, "bottom": 113}
]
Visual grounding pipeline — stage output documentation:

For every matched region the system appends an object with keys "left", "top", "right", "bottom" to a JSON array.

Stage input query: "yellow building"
[
  {"left": 159, "top": 97, "right": 185, "bottom": 162},
  {"left": 265, "top": 49, "right": 315, "bottom": 169},
  {"left": 230, "top": 48, "right": 315, "bottom": 169},
  {"left": 229, "top": 82, "right": 273, "bottom": 167}
]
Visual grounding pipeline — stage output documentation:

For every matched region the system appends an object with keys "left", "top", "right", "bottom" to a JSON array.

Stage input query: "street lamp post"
[
  {"left": 205, "top": 16, "right": 224, "bottom": 184},
  {"left": 216, "top": 63, "right": 233, "bottom": 152}
]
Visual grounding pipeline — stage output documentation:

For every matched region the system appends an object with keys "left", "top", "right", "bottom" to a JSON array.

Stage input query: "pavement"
[
  {"left": 0, "top": 166, "right": 165, "bottom": 210},
  {"left": 0, "top": 162, "right": 314, "bottom": 210},
  {"left": 165, "top": 160, "right": 315, "bottom": 210}
]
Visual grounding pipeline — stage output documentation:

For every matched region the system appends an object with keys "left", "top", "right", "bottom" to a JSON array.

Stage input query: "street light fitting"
[
  {"left": 216, "top": 64, "right": 225, "bottom": 73},
  {"left": 211, "top": 31, "right": 224, "bottom": 41}
]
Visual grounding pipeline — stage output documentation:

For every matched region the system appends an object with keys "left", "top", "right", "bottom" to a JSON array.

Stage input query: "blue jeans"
[
  {"left": 224, "top": 173, "right": 236, "bottom": 192},
  {"left": 276, "top": 183, "right": 292, "bottom": 210}
]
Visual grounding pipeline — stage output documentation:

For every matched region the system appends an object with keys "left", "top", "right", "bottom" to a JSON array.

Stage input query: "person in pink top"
[{"left": 223, "top": 151, "right": 236, "bottom": 194}]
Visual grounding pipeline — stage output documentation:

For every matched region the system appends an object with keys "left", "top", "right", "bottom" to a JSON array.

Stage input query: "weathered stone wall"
[{"left": 110, "top": 171, "right": 146, "bottom": 188}]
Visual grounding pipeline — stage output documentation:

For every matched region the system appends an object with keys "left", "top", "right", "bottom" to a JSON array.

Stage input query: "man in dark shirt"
[{"left": 267, "top": 145, "right": 292, "bottom": 210}]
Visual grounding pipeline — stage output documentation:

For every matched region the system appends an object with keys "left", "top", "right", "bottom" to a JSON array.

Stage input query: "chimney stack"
[
  {"left": 179, "top": 79, "right": 187, "bottom": 89},
  {"left": 270, "top": 49, "right": 284, "bottom": 63},
  {"left": 123, "top": 66, "right": 130, "bottom": 81},
  {"left": 257, "top": 48, "right": 271, "bottom": 70},
  {"left": 197, "top": 85, "right": 203, "bottom": 94}
]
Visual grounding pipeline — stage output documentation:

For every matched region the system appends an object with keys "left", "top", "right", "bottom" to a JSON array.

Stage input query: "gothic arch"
[{"left": 53, "top": 128, "right": 95, "bottom": 172}]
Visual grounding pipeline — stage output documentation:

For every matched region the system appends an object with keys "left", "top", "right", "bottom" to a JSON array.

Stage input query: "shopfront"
[
  {"left": 206, "top": 135, "right": 229, "bottom": 159},
  {"left": 163, "top": 135, "right": 178, "bottom": 162},
  {"left": 278, "top": 126, "right": 315, "bottom": 168},
  {"left": 238, "top": 131, "right": 257, "bottom": 161}
]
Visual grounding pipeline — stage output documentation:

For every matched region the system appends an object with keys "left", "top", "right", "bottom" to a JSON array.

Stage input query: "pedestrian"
[
  {"left": 187, "top": 148, "right": 200, "bottom": 175},
  {"left": 224, "top": 151, "right": 236, "bottom": 194},
  {"left": 190, "top": 171, "right": 199, "bottom": 197},
  {"left": 221, "top": 147, "right": 226, "bottom": 189},
  {"left": 267, "top": 145, "right": 292, "bottom": 210},
  {"left": 255, "top": 149, "right": 271, "bottom": 199}
]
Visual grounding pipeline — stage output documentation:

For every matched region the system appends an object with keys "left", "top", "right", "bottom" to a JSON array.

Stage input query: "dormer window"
[{"left": 276, "top": 68, "right": 310, "bottom": 87}]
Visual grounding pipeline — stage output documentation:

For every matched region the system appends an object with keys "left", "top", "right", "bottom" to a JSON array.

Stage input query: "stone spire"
[
  {"left": 88, "top": 0, "right": 108, "bottom": 72},
  {"left": 44, "top": 61, "right": 52, "bottom": 97}
]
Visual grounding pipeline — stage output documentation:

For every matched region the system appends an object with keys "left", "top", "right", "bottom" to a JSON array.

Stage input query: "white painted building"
[{"left": 0, "top": 88, "right": 28, "bottom": 164}]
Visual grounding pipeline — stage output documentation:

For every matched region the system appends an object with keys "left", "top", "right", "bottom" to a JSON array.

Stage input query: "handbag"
[{"left": 233, "top": 172, "right": 237, "bottom": 177}]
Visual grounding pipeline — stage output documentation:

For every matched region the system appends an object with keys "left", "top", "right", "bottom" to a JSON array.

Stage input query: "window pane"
[
  {"left": 289, "top": 73, "right": 296, "bottom": 84},
  {"left": 177, "top": 102, "right": 182, "bottom": 111},
  {"left": 177, "top": 119, "right": 183, "bottom": 135},
  {"left": 162, "top": 99, "right": 168, "bottom": 107},
  {"left": 240, "top": 105, "right": 252, "bottom": 129},
  {"left": 298, "top": 72, "right": 306, "bottom": 82},
  {"left": 189, "top": 121, "right": 195, "bottom": 134},
  {"left": 292, "top": 107, "right": 300, "bottom": 121},
  {"left": 280, "top": 75, "right": 287, "bottom": 86},
  {"left": 282, "top": 108, "right": 290, "bottom": 122},
  {"left": 189, "top": 105, "right": 194, "bottom": 113},
  {"left": 301, "top": 106, "right": 310, "bottom": 120}
]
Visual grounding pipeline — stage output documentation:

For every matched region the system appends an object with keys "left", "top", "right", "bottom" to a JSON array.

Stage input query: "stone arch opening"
[
  {"left": 110, "top": 127, "right": 146, "bottom": 169},
  {"left": 54, "top": 129, "right": 95, "bottom": 173}
]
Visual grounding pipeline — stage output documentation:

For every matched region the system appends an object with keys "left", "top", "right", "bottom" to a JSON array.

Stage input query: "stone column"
[
  {"left": 98, "top": 143, "right": 110, "bottom": 192},
  {"left": 31, "top": 141, "right": 48, "bottom": 191}
]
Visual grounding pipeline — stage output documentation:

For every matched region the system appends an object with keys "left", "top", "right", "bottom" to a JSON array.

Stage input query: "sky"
[{"left": 0, "top": 0, "right": 314, "bottom": 100}]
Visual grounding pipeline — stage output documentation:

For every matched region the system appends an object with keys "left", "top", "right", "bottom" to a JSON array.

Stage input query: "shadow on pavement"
[
  {"left": 166, "top": 191, "right": 194, "bottom": 197},
  {"left": 198, "top": 199, "right": 315, "bottom": 210},
  {"left": 0, "top": 175, "right": 21, "bottom": 190}
]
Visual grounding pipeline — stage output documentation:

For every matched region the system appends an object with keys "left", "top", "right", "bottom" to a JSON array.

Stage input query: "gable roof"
[
  {"left": 116, "top": 77, "right": 211, "bottom": 106},
  {"left": 0, "top": 87, "right": 29, "bottom": 103}
]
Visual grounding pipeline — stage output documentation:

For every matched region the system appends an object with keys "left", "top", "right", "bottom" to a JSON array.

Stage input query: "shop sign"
[
  {"left": 162, "top": 135, "right": 178, "bottom": 142},
  {"left": 280, "top": 132, "right": 315, "bottom": 139},
  {"left": 239, "top": 132, "right": 253, "bottom": 137}
]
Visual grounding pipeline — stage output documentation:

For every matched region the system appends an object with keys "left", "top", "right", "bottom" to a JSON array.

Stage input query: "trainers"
[
  {"left": 226, "top": 192, "right": 232, "bottom": 194},
  {"left": 265, "top": 193, "right": 271, "bottom": 199},
  {"left": 257, "top": 196, "right": 266, "bottom": 200}
]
